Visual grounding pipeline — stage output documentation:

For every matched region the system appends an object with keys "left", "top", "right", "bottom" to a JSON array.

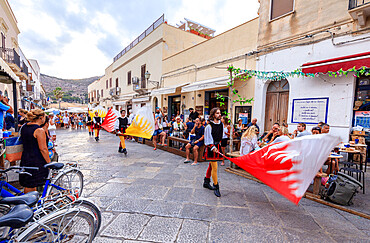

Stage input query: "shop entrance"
[
  {"left": 264, "top": 80, "right": 289, "bottom": 131},
  {"left": 168, "top": 95, "right": 181, "bottom": 119},
  {"left": 205, "top": 89, "right": 228, "bottom": 118}
]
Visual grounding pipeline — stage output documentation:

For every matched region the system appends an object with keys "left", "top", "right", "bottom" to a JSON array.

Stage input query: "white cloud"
[{"left": 9, "top": 0, "right": 259, "bottom": 79}]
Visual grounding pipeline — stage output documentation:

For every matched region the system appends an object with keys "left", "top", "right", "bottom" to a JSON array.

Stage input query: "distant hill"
[{"left": 41, "top": 74, "right": 101, "bottom": 97}]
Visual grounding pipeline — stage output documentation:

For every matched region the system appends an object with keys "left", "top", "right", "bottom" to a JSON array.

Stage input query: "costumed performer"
[
  {"left": 86, "top": 112, "right": 93, "bottom": 136},
  {"left": 202, "top": 107, "right": 223, "bottom": 197},
  {"left": 114, "top": 109, "right": 128, "bottom": 155},
  {"left": 93, "top": 111, "right": 103, "bottom": 141}
]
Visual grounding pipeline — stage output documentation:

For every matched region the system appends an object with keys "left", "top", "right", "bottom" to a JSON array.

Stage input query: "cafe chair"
[{"left": 339, "top": 167, "right": 365, "bottom": 194}]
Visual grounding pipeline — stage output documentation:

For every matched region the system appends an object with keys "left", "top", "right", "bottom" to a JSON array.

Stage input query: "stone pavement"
[{"left": 56, "top": 128, "right": 370, "bottom": 243}]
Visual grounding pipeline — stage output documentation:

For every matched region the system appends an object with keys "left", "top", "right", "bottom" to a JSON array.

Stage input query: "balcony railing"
[
  {"left": 21, "top": 61, "right": 28, "bottom": 76},
  {"left": 349, "top": 0, "right": 370, "bottom": 9},
  {"left": 113, "top": 14, "right": 164, "bottom": 62},
  {"left": 0, "top": 47, "right": 20, "bottom": 68}
]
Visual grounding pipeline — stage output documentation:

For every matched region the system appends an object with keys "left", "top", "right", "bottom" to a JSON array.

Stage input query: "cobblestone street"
[{"left": 56, "top": 129, "right": 369, "bottom": 242}]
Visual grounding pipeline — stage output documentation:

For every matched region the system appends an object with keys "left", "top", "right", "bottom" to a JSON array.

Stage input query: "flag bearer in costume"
[
  {"left": 203, "top": 107, "right": 223, "bottom": 197},
  {"left": 93, "top": 111, "right": 103, "bottom": 141},
  {"left": 86, "top": 113, "right": 93, "bottom": 136},
  {"left": 114, "top": 110, "right": 128, "bottom": 155}
]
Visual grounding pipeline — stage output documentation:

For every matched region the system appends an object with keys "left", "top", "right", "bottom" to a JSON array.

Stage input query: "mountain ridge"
[{"left": 41, "top": 73, "right": 101, "bottom": 97}]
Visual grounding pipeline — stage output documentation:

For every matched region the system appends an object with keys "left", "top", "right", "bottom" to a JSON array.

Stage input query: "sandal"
[
  {"left": 153, "top": 148, "right": 157, "bottom": 150},
  {"left": 191, "top": 163, "right": 198, "bottom": 166},
  {"left": 184, "top": 160, "right": 192, "bottom": 164}
]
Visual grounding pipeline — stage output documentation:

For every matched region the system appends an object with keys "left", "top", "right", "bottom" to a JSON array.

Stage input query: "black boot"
[
  {"left": 203, "top": 177, "right": 214, "bottom": 190},
  {"left": 213, "top": 183, "right": 221, "bottom": 197},
  {"left": 95, "top": 137, "right": 98, "bottom": 141},
  {"left": 122, "top": 148, "right": 127, "bottom": 155},
  {"left": 118, "top": 148, "right": 123, "bottom": 153}
]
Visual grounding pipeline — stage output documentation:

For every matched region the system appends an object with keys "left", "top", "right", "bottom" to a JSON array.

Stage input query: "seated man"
[
  {"left": 173, "top": 116, "right": 185, "bottom": 137},
  {"left": 184, "top": 118, "right": 204, "bottom": 165},
  {"left": 294, "top": 122, "right": 311, "bottom": 137}
]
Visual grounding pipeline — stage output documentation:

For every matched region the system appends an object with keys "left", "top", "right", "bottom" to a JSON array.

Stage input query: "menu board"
[
  {"left": 291, "top": 98, "right": 328, "bottom": 124},
  {"left": 355, "top": 111, "right": 370, "bottom": 128},
  {"left": 195, "top": 106, "right": 203, "bottom": 115}
]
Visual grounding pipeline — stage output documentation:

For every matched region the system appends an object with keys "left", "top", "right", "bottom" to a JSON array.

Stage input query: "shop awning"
[
  {"left": 0, "top": 58, "right": 21, "bottom": 84},
  {"left": 181, "top": 76, "right": 229, "bottom": 92},
  {"left": 151, "top": 83, "right": 190, "bottom": 96},
  {"left": 132, "top": 96, "right": 150, "bottom": 102},
  {"left": 112, "top": 93, "right": 136, "bottom": 105},
  {"left": 301, "top": 51, "right": 370, "bottom": 74}
]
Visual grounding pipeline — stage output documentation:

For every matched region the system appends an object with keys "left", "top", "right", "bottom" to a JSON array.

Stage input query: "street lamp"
[{"left": 145, "top": 70, "right": 159, "bottom": 88}]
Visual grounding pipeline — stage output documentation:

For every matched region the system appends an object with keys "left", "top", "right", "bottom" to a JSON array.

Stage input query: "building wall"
[
  {"left": 0, "top": 0, "right": 19, "bottom": 51},
  {"left": 254, "top": 32, "right": 370, "bottom": 141},
  {"left": 161, "top": 18, "right": 259, "bottom": 121},
  {"left": 257, "top": 0, "right": 356, "bottom": 50}
]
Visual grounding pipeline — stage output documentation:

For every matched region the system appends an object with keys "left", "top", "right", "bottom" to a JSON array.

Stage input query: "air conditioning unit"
[
  {"left": 109, "top": 90, "right": 114, "bottom": 96},
  {"left": 116, "top": 87, "right": 121, "bottom": 92},
  {"left": 132, "top": 77, "right": 139, "bottom": 84}
]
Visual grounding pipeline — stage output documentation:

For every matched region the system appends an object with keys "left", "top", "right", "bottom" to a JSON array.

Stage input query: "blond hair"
[
  {"left": 18, "top": 108, "right": 27, "bottom": 115},
  {"left": 241, "top": 126, "right": 258, "bottom": 140},
  {"left": 280, "top": 126, "right": 289, "bottom": 135},
  {"left": 26, "top": 109, "right": 45, "bottom": 122}
]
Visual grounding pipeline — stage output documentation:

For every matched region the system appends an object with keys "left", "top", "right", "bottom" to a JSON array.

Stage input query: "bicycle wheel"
[
  {"left": 17, "top": 207, "right": 96, "bottom": 242},
  {"left": 73, "top": 199, "right": 102, "bottom": 238},
  {"left": 47, "top": 169, "right": 84, "bottom": 198}
]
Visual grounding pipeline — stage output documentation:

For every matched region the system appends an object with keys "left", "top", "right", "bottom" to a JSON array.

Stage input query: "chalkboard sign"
[{"left": 291, "top": 98, "right": 328, "bottom": 124}]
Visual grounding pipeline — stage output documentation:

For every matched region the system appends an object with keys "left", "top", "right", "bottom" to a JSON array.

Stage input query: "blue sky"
[{"left": 10, "top": 0, "right": 259, "bottom": 79}]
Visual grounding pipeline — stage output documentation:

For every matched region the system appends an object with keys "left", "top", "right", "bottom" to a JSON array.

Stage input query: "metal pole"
[
  {"left": 229, "top": 70, "right": 233, "bottom": 153},
  {"left": 12, "top": 80, "right": 18, "bottom": 132}
]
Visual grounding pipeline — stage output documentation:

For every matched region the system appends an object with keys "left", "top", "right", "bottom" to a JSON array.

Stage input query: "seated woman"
[
  {"left": 240, "top": 126, "right": 259, "bottom": 156},
  {"left": 172, "top": 117, "right": 185, "bottom": 137},
  {"left": 269, "top": 126, "right": 291, "bottom": 145},
  {"left": 20, "top": 109, "right": 51, "bottom": 193}
]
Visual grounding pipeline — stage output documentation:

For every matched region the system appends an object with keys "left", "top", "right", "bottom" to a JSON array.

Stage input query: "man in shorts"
[{"left": 184, "top": 118, "right": 204, "bottom": 165}]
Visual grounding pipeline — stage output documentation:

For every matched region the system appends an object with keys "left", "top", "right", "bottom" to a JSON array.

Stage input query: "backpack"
[{"left": 321, "top": 172, "right": 363, "bottom": 205}]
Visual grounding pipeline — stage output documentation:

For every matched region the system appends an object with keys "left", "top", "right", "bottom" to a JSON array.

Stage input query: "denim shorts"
[{"left": 153, "top": 129, "right": 163, "bottom": 136}]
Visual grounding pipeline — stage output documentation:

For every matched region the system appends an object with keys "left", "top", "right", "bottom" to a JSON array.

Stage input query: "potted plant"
[
  {"left": 199, "top": 31, "right": 206, "bottom": 38},
  {"left": 205, "top": 33, "right": 211, "bottom": 39},
  {"left": 190, "top": 28, "right": 198, "bottom": 35}
]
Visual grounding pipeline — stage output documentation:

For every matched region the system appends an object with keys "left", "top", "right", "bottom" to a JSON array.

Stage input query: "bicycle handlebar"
[{"left": 0, "top": 166, "right": 39, "bottom": 173}]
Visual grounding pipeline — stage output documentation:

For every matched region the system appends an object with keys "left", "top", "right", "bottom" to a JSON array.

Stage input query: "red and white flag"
[
  {"left": 226, "top": 134, "right": 340, "bottom": 204},
  {"left": 101, "top": 109, "right": 119, "bottom": 132}
]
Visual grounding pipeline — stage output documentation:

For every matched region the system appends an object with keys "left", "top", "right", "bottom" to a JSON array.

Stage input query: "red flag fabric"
[
  {"left": 225, "top": 134, "right": 340, "bottom": 204},
  {"left": 101, "top": 109, "right": 119, "bottom": 132}
]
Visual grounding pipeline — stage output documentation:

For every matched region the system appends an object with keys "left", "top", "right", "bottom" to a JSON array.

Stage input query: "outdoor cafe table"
[{"left": 339, "top": 149, "right": 363, "bottom": 170}]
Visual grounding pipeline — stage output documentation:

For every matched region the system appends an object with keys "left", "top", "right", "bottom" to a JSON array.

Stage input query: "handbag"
[{"left": 5, "top": 136, "right": 23, "bottom": 162}]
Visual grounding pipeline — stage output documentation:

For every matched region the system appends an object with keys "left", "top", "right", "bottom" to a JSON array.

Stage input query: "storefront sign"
[
  {"left": 238, "top": 113, "right": 248, "bottom": 124},
  {"left": 196, "top": 106, "right": 203, "bottom": 115},
  {"left": 291, "top": 98, "right": 329, "bottom": 124},
  {"left": 355, "top": 111, "right": 370, "bottom": 128}
]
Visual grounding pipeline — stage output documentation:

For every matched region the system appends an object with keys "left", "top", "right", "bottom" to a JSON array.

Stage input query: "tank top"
[{"left": 210, "top": 121, "right": 223, "bottom": 144}]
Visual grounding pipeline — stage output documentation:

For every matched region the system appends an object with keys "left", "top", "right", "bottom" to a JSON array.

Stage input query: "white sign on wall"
[{"left": 291, "top": 98, "right": 329, "bottom": 124}]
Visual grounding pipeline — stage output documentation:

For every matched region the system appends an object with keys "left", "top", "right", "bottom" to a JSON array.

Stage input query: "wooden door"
[
  {"left": 278, "top": 92, "right": 289, "bottom": 125},
  {"left": 264, "top": 93, "right": 279, "bottom": 131}
]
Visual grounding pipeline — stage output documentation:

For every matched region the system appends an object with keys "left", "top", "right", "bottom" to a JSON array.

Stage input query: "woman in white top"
[
  {"left": 240, "top": 126, "right": 259, "bottom": 156},
  {"left": 172, "top": 117, "right": 185, "bottom": 137},
  {"left": 48, "top": 113, "right": 57, "bottom": 142}
]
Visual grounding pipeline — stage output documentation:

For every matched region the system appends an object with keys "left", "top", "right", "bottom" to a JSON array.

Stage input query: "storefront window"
[{"left": 205, "top": 89, "right": 228, "bottom": 117}]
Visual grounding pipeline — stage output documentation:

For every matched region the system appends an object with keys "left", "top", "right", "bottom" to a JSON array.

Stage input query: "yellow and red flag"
[{"left": 124, "top": 106, "right": 155, "bottom": 139}]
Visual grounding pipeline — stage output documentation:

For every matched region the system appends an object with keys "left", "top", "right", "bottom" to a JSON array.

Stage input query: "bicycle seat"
[
  {"left": 0, "top": 204, "right": 33, "bottom": 228},
  {"left": 44, "top": 162, "right": 64, "bottom": 170},
  {"left": 0, "top": 192, "right": 39, "bottom": 207}
]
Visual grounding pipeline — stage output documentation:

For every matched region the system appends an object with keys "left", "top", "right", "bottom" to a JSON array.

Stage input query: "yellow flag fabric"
[
  {"left": 89, "top": 105, "right": 107, "bottom": 118},
  {"left": 125, "top": 106, "right": 155, "bottom": 139}
]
